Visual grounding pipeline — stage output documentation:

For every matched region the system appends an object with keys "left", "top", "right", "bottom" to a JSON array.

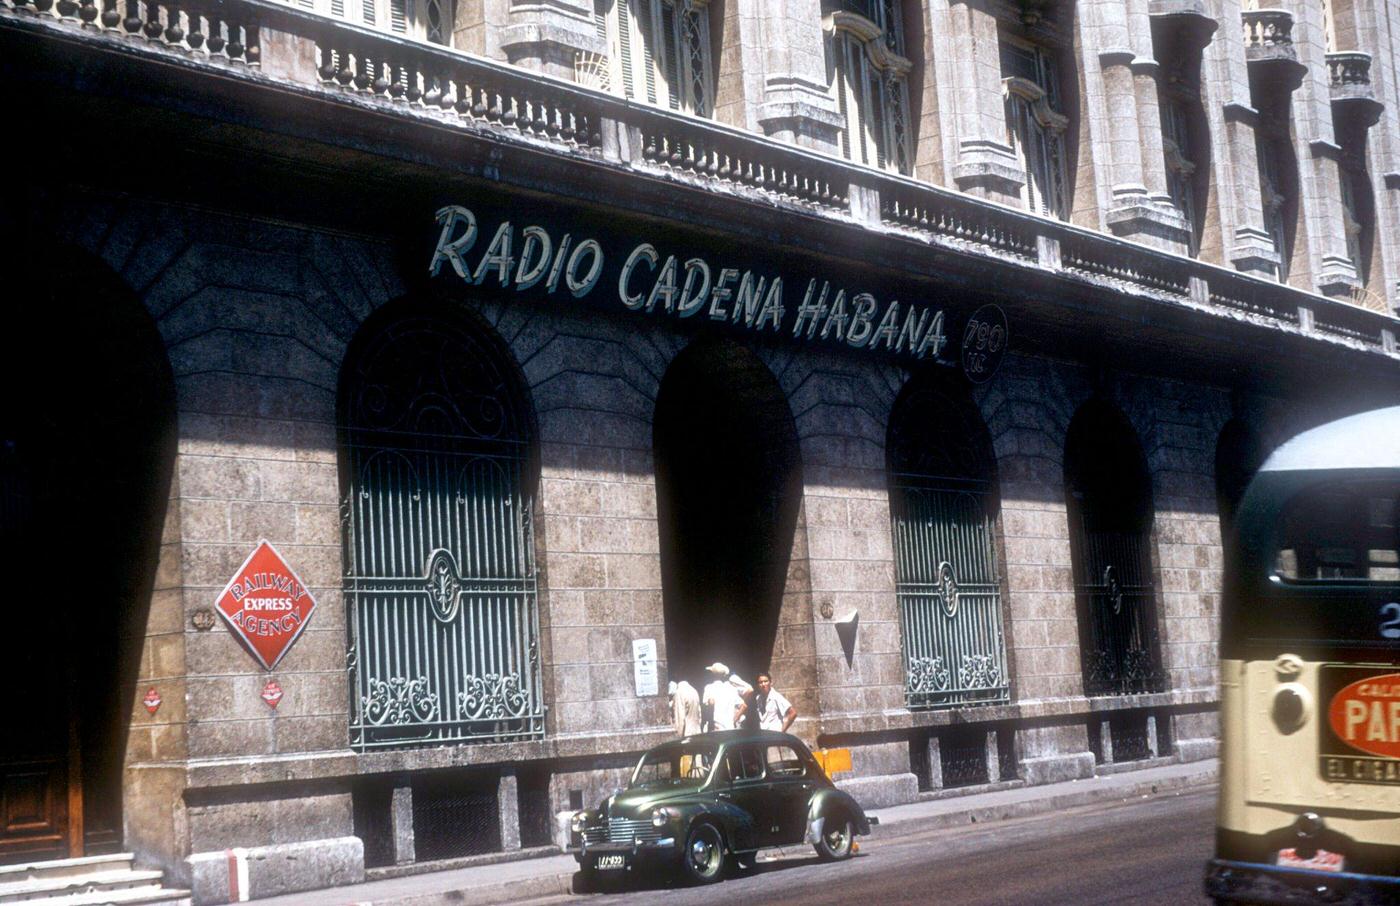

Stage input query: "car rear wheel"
[
  {"left": 681, "top": 822, "right": 726, "bottom": 884},
  {"left": 813, "top": 814, "right": 853, "bottom": 862}
]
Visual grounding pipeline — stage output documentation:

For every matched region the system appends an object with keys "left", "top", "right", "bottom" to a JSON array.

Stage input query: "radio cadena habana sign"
[
  {"left": 428, "top": 204, "right": 1010, "bottom": 382},
  {"left": 214, "top": 540, "right": 318, "bottom": 671}
]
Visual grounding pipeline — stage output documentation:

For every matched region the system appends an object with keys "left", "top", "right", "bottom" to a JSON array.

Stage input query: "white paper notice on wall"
[{"left": 633, "top": 638, "right": 658, "bottom": 697}]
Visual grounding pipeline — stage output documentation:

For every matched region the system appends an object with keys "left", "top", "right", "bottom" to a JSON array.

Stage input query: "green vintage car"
[{"left": 569, "top": 729, "right": 874, "bottom": 885}]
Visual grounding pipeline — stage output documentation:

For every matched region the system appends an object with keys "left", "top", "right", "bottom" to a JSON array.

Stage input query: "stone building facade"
[{"left": 1, "top": 0, "right": 1399, "bottom": 900}]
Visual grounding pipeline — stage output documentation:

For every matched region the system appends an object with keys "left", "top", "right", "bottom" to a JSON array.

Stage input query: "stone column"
[
  {"left": 925, "top": 0, "right": 1026, "bottom": 204},
  {"left": 1361, "top": 0, "right": 1400, "bottom": 312},
  {"left": 498, "top": 770, "right": 522, "bottom": 852},
  {"left": 1077, "top": 0, "right": 1190, "bottom": 249},
  {"left": 728, "top": 0, "right": 844, "bottom": 152},
  {"left": 984, "top": 730, "right": 1001, "bottom": 783},
  {"left": 925, "top": 736, "right": 944, "bottom": 790},
  {"left": 391, "top": 783, "right": 415, "bottom": 865},
  {"left": 1279, "top": 0, "right": 1360, "bottom": 297},
  {"left": 1200, "top": 0, "right": 1281, "bottom": 276}
]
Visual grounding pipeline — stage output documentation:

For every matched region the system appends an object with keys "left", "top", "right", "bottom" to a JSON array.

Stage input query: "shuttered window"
[
  {"left": 1000, "top": 40, "right": 1069, "bottom": 220},
  {"left": 1256, "top": 133, "right": 1290, "bottom": 282},
  {"left": 305, "top": 0, "right": 447, "bottom": 44},
  {"left": 587, "top": 0, "right": 713, "bottom": 116},
  {"left": 1160, "top": 98, "right": 1200, "bottom": 256},
  {"left": 823, "top": 2, "right": 912, "bottom": 175}
]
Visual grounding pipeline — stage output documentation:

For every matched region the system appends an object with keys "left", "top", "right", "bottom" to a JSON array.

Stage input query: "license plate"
[
  {"left": 594, "top": 854, "right": 626, "bottom": 871},
  {"left": 1277, "top": 847, "right": 1345, "bottom": 873}
]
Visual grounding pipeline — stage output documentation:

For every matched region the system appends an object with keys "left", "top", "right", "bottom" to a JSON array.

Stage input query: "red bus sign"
[
  {"left": 215, "top": 541, "right": 317, "bottom": 670},
  {"left": 1328, "top": 671, "right": 1400, "bottom": 759}
]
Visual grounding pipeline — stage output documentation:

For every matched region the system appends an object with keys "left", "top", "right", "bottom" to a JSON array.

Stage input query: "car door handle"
[{"left": 717, "top": 792, "right": 732, "bottom": 800}]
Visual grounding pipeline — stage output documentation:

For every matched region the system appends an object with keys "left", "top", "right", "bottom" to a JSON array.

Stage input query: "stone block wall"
[{"left": 30, "top": 184, "right": 1266, "bottom": 896}]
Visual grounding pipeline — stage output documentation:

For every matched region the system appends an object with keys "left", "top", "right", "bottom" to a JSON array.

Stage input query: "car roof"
[
  {"left": 668, "top": 729, "right": 806, "bottom": 748},
  {"left": 1259, "top": 406, "right": 1400, "bottom": 474}
]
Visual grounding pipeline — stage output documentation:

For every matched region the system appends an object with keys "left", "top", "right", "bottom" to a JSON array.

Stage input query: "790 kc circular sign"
[{"left": 961, "top": 304, "right": 1008, "bottom": 384}]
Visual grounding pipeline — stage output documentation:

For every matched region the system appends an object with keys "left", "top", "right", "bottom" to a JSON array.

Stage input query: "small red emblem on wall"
[
  {"left": 261, "top": 680, "right": 284, "bottom": 709},
  {"left": 214, "top": 540, "right": 317, "bottom": 671},
  {"left": 143, "top": 687, "right": 162, "bottom": 715}
]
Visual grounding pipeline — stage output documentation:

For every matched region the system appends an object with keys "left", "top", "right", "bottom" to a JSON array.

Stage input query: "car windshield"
[{"left": 630, "top": 741, "right": 719, "bottom": 788}]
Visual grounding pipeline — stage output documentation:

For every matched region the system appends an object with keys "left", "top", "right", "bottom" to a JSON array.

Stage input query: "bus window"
[{"left": 1274, "top": 481, "right": 1400, "bottom": 583}]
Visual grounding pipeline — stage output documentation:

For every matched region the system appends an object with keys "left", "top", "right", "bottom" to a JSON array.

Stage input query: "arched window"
[
  {"left": 584, "top": 0, "right": 713, "bottom": 115},
  {"left": 305, "top": 0, "right": 449, "bottom": 45},
  {"left": 1000, "top": 39, "right": 1069, "bottom": 219},
  {"left": 823, "top": 0, "right": 912, "bottom": 174},
  {"left": 1064, "top": 401, "right": 1164, "bottom": 696},
  {"left": 887, "top": 375, "right": 1009, "bottom": 709},
  {"left": 339, "top": 304, "right": 543, "bottom": 750}
]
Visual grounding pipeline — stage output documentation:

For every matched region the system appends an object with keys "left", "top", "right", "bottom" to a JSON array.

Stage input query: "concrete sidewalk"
[{"left": 249, "top": 759, "right": 1218, "bottom": 906}]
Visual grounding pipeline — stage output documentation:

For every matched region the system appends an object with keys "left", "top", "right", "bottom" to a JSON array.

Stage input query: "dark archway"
[
  {"left": 1063, "top": 400, "right": 1164, "bottom": 696},
  {"left": 653, "top": 339, "right": 802, "bottom": 688},
  {"left": 337, "top": 300, "right": 544, "bottom": 752},
  {"left": 0, "top": 240, "right": 175, "bottom": 862},
  {"left": 886, "top": 372, "right": 1008, "bottom": 709}
]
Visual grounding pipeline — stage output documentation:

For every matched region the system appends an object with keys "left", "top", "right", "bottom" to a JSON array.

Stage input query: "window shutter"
[
  {"left": 661, "top": 1, "right": 680, "bottom": 110},
  {"left": 389, "top": 0, "right": 408, "bottom": 34},
  {"left": 635, "top": 0, "right": 658, "bottom": 105},
  {"left": 618, "top": 0, "right": 636, "bottom": 99},
  {"left": 361, "top": 0, "right": 375, "bottom": 26}
]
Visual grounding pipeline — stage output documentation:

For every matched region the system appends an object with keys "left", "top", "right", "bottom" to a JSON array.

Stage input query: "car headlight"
[
  {"left": 571, "top": 811, "right": 588, "bottom": 833},
  {"left": 651, "top": 807, "right": 670, "bottom": 828}
]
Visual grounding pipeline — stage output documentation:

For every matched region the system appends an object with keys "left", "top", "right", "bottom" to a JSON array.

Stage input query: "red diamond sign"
[
  {"left": 143, "top": 687, "right": 162, "bottom": 715},
  {"left": 214, "top": 541, "right": 317, "bottom": 671},
  {"left": 261, "top": 679, "right": 284, "bottom": 709}
]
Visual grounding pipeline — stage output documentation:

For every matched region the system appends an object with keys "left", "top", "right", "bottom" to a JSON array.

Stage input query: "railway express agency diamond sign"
[{"left": 215, "top": 541, "right": 318, "bottom": 670}]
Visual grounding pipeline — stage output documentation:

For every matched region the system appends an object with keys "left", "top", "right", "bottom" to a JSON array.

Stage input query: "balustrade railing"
[
  {"left": 1241, "top": 8, "right": 1295, "bottom": 53},
  {"left": 3, "top": 0, "right": 1396, "bottom": 354},
  {"left": 1327, "top": 51, "right": 1373, "bottom": 87},
  {"left": 6, "top": 0, "right": 258, "bottom": 63}
]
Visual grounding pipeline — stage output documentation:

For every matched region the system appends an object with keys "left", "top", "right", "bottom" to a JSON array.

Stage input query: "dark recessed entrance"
[
  {"left": 0, "top": 244, "right": 175, "bottom": 862},
  {"left": 653, "top": 339, "right": 802, "bottom": 687}
]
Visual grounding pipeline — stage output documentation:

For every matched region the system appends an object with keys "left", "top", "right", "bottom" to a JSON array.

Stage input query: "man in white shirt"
[
  {"left": 754, "top": 672, "right": 796, "bottom": 733},
  {"left": 701, "top": 662, "right": 751, "bottom": 731}
]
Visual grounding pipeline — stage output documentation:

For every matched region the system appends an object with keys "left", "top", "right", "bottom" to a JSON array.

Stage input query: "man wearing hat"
[{"left": 701, "top": 662, "right": 752, "bottom": 732}]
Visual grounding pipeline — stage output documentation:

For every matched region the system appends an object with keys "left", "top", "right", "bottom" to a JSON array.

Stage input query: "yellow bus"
[{"left": 1207, "top": 407, "right": 1400, "bottom": 905}]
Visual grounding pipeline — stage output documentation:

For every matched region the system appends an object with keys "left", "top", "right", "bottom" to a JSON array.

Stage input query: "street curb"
[
  {"left": 353, "top": 871, "right": 579, "bottom": 906},
  {"left": 866, "top": 762, "right": 1218, "bottom": 839},
  {"left": 341, "top": 763, "right": 1218, "bottom": 905}
]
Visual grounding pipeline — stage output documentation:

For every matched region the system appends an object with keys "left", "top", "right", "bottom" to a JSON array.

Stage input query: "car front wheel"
[
  {"left": 813, "top": 814, "right": 853, "bottom": 862},
  {"left": 681, "top": 822, "right": 726, "bottom": 884}
]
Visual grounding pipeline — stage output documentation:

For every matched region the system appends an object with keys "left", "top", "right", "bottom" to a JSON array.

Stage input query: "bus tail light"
[{"left": 1272, "top": 684, "right": 1312, "bottom": 734}]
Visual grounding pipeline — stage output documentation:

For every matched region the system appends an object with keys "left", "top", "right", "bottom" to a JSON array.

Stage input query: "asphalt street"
[{"left": 538, "top": 787, "right": 1216, "bottom": 906}]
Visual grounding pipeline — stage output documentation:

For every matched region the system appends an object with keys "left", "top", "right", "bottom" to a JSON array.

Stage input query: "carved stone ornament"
[{"left": 191, "top": 609, "right": 217, "bottom": 632}]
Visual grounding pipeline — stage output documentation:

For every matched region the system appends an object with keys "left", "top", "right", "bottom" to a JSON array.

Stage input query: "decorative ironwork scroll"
[{"left": 341, "top": 314, "right": 544, "bottom": 750}]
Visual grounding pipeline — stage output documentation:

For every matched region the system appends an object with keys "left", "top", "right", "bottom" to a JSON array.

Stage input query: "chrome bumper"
[{"left": 1206, "top": 858, "right": 1400, "bottom": 905}]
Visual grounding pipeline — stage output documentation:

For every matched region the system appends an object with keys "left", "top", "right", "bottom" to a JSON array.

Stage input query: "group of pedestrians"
[{"left": 668, "top": 662, "right": 797, "bottom": 737}]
